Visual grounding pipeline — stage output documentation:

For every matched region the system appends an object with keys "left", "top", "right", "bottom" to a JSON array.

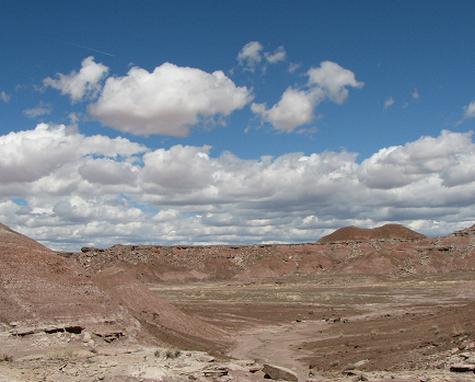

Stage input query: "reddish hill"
[
  {"left": 0, "top": 223, "right": 227, "bottom": 350},
  {"left": 0, "top": 223, "right": 120, "bottom": 326},
  {"left": 94, "top": 266, "right": 228, "bottom": 351},
  {"left": 318, "top": 224, "right": 425, "bottom": 243},
  {"left": 69, "top": 226, "right": 475, "bottom": 283}
]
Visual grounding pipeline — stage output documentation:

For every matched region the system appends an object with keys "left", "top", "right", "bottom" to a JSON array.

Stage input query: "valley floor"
[{"left": 154, "top": 272, "right": 475, "bottom": 381}]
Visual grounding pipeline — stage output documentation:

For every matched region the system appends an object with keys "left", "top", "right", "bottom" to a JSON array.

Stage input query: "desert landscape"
[
  {"left": 3, "top": 2, "right": 475, "bottom": 381},
  {"left": 1, "top": 222, "right": 475, "bottom": 382}
]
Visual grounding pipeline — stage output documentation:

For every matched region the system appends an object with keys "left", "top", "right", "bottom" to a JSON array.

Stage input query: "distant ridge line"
[{"left": 318, "top": 223, "right": 426, "bottom": 243}]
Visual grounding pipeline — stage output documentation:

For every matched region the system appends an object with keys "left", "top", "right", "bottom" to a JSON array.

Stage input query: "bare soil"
[{"left": 155, "top": 273, "right": 475, "bottom": 381}]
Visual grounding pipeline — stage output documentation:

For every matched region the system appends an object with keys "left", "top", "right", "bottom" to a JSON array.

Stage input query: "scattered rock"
[
  {"left": 93, "top": 330, "right": 124, "bottom": 343},
  {"left": 352, "top": 360, "right": 368, "bottom": 368},
  {"left": 449, "top": 363, "right": 475, "bottom": 373},
  {"left": 249, "top": 365, "right": 262, "bottom": 373},
  {"left": 202, "top": 366, "right": 229, "bottom": 377},
  {"left": 262, "top": 363, "right": 298, "bottom": 381}
]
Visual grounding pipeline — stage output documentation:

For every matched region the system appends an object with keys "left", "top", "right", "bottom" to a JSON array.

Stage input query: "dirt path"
[
  {"left": 228, "top": 306, "right": 414, "bottom": 382},
  {"left": 229, "top": 319, "right": 327, "bottom": 381}
]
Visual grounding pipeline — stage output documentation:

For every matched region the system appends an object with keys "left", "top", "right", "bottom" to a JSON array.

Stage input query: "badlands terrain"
[{"left": 1, "top": 222, "right": 475, "bottom": 381}]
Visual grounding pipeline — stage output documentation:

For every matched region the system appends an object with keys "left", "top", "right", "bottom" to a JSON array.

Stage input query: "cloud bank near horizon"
[{"left": 1, "top": 123, "right": 474, "bottom": 250}]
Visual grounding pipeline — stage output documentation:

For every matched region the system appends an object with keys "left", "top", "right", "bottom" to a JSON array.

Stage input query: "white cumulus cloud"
[
  {"left": 89, "top": 62, "right": 252, "bottom": 137},
  {"left": 141, "top": 145, "right": 214, "bottom": 192},
  {"left": 359, "top": 130, "right": 474, "bottom": 189},
  {"left": 237, "top": 41, "right": 264, "bottom": 71},
  {"left": 0, "top": 123, "right": 145, "bottom": 184},
  {"left": 2, "top": 125, "right": 475, "bottom": 250},
  {"left": 237, "top": 41, "right": 287, "bottom": 71},
  {"left": 265, "top": 46, "right": 287, "bottom": 64},
  {"left": 307, "top": 61, "right": 364, "bottom": 104},
  {"left": 252, "top": 61, "right": 363, "bottom": 132},
  {"left": 252, "top": 87, "right": 323, "bottom": 132},
  {"left": 43, "top": 56, "right": 109, "bottom": 102}
]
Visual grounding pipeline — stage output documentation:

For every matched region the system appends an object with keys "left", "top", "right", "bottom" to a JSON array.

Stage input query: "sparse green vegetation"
[
  {"left": 0, "top": 354, "right": 13, "bottom": 362},
  {"left": 164, "top": 349, "right": 181, "bottom": 359},
  {"left": 153, "top": 348, "right": 181, "bottom": 359}
]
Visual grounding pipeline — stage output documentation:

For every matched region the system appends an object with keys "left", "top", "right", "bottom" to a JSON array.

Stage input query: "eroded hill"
[
  {"left": 67, "top": 224, "right": 475, "bottom": 282},
  {"left": 0, "top": 223, "right": 227, "bottom": 352},
  {"left": 318, "top": 223, "right": 426, "bottom": 243}
]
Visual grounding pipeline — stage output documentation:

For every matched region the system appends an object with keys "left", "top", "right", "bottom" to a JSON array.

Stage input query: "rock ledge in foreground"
[{"left": 262, "top": 363, "right": 298, "bottom": 381}]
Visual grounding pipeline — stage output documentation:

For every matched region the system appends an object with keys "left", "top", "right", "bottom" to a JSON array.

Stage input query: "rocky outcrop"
[
  {"left": 452, "top": 224, "right": 475, "bottom": 238},
  {"left": 449, "top": 364, "right": 475, "bottom": 373},
  {"left": 262, "top": 363, "right": 298, "bottom": 381}
]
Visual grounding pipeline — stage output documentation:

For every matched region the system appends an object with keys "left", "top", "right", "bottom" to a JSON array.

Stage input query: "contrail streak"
[{"left": 67, "top": 42, "right": 115, "bottom": 57}]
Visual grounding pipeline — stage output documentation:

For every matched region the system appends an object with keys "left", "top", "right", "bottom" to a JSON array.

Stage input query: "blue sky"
[
  {"left": 1, "top": 1, "right": 475, "bottom": 249},
  {"left": 2, "top": 0, "right": 475, "bottom": 157}
]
